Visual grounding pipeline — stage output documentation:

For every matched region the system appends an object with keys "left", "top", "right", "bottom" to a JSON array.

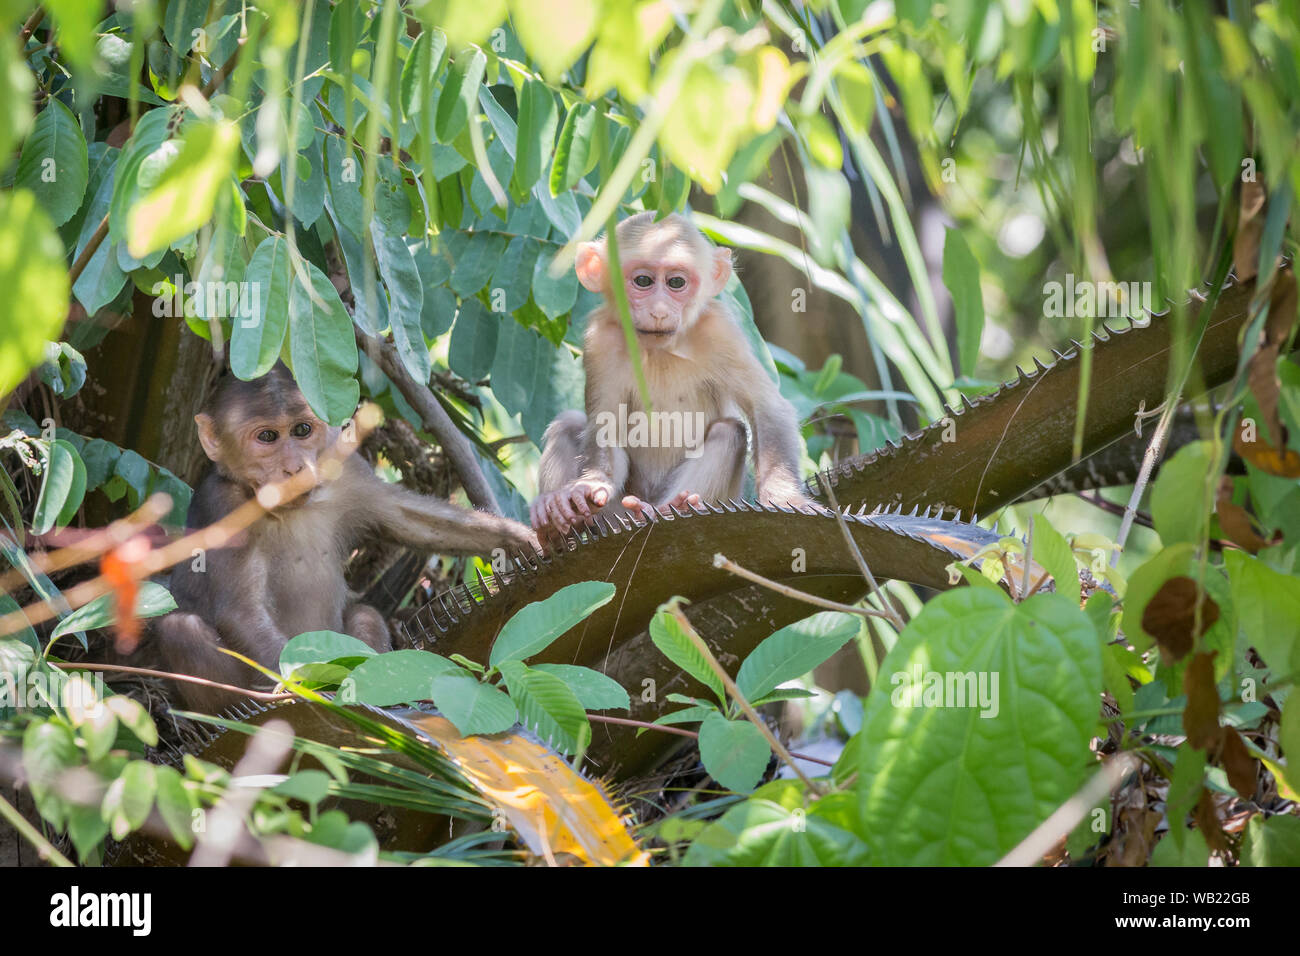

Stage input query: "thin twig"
[
  {"left": 818, "top": 476, "right": 904, "bottom": 627},
  {"left": 49, "top": 661, "right": 293, "bottom": 702},
  {"left": 199, "top": 44, "right": 242, "bottom": 100},
  {"left": 0, "top": 788, "right": 73, "bottom": 867},
  {"left": 589, "top": 714, "right": 835, "bottom": 767},
  {"left": 66, "top": 214, "right": 109, "bottom": 287},
  {"left": 995, "top": 752, "right": 1140, "bottom": 867},
  {"left": 713, "top": 553, "right": 895, "bottom": 620},
  {"left": 1112, "top": 403, "right": 1177, "bottom": 565},
  {"left": 18, "top": 6, "right": 45, "bottom": 44},
  {"left": 668, "top": 604, "right": 825, "bottom": 793},
  {"left": 355, "top": 329, "right": 503, "bottom": 515}
]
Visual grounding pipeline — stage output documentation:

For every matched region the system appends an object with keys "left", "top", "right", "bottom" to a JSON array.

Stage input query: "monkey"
[
  {"left": 154, "top": 363, "right": 538, "bottom": 713},
  {"left": 530, "top": 212, "right": 810, "bottom": 539}
]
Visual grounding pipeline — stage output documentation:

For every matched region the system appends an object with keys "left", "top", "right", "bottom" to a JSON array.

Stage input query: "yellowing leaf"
[
  {"left": 126, "top": 121, "right": 239, "bottom": 257},
  {"left": 509, "top": 0, "right": 598, "bottom": 81}
]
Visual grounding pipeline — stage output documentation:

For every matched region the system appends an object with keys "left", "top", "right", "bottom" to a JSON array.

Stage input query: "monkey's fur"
[
  {"left": 531, "top": 212, "right": 808, "bottom": 537},
  {"left": 155, "top": 365, "right": 536, "bottom": 712}
]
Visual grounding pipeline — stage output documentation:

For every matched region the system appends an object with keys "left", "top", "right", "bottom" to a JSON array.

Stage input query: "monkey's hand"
[
  {"left": 530, "top": 477, "right": 616, "bottom": 535},
  {"left": 756, "top": 478, "right": 822, "bottom": 514},
  {"left": 621, "top": 490, "right": 702, "bottom": 522}
]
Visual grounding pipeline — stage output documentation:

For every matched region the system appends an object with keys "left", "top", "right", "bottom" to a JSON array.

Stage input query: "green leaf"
[
  {"left": 102, "top": 760, "right": 157, "bottom": 841},
  {"left": 400, "top": 28, "right": 449, "bottom": 117},
  {"left": 652, "top": 703, "right": 715, "bottom": 727},
  {"left": 512, "top": 79, "right": 558, "bottom": 197},
  {"left": 369, "top": 222, "right": 430, "bottom": 384},
  {"left": 833, "top": 60, "right": 876, "bottom": 138},
  {"left": 497, "top": 660, "right": 591, "bottom": 755},
  {"left": 127, "top": 120, "right": 240, "bottom": 258},
  {"left": 429, "top": 671, "right": 517, "bottom": 736},
  {"left": 804, "top": 165, "right": 850, "bottom": 267},
  {"left": 163, "top": 0, "right": 210, "bottom": 55},
  {"left": 683, "top": 798, "right": 871, "bottom": 866},
  {"left": 16, "top": 98, "right": 89, "bottom": 228},
  {"left": 1224, "top": 550, "right": 1300, "bottom": 679},
  {"left": 1151, "top": 441, "right": 1215, "bottom": 546},
  {"left": 1242, "top": 813, "right": 1300, "bottom": 866},
  {"left": 434, "top": 48, "right": 486, "bottom": 144},
  {"left": 661, "top": 60, "right": 752, "bottom": 193},
  {"left": 0, "top": 191, "right": 69, "bottom": 396},
  {"left": 104, "top": 693, "right": 158, "bottom": 746},
  {"left": 489, "top": 581, "right": 616, "bottom": 668},
  {"left": 273, "top": 769, "right": 333, "bottom": 807},
  {"left": 447, "top": 296, "right": 499, "bottom": 381},
  {"left": 51, "top": 581, "right": 176, "bottom": 641},
  {"left": 288, "top": 259, "right": 361, "bottom": 426},
  {"left": 697, "top": 711, "right": 771, "bottom": 792},
  {"left": 550, "top": 102, "right": 598, "bottom": 195},
  {"left": 531, "top": 663, "right": 630, "bottom": 712},
  {"left": 280, "top": 631, "right": 378, "bottom": 679},
  {"left": 1030, "top": 514, "right": 1079, "bottom": 605},
  {"left": 532, "top": 246, "right": 579, "bottom": 319},
  {"left": 508, "top": 0, "right": 598, "bottom": 81},
  {"left": 231, "top": 236, "right": 291, "bottom": 379},
  {"left": 154, "top": 764, "right": 196, "bottom": 851},
  {"left": 346, "top": 649, "right": 462, "bottom": 706},
  {"left": 0, "top": 32, "right": 34, "bottom": 165},
  {"left": 0, "top": 633, "right": 37, "bottom": 685},
  {"left": 32, "top": 439, "right": 85, "bottom": 535},
  {"left": 843, "top": 589, "right": 1102, "bottom": 865},
  {"left": 941, "top": 227, "right": 984, "bottom": 378},
  {"left": 736, "top": 612, "right": 859, "bottom": 703},
  {"left": 23, "top": 720, "right": 79, "bottom": 830},
  {"left": 450, "top": 229, "right": 507, "bottom": 298},
  {"left": 413, "top": 0, "right": 506, "bottom": 49},
  {"left": 1120, "top": 544, "right": 1196, "bottom": 653},
  {"left": 649, "top": 608, "right": 727, "bottom": 708},
  {"left": 489, "top": 236, "right": 541, "bottom": 314}
]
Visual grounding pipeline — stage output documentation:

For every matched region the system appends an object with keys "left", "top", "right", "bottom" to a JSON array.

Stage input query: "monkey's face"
[
  {"left": 621, "top": 259, "right": 709, "bottom": 347},
  {"left": 198, "top": 401, "right": 330, "bottom": 506}
]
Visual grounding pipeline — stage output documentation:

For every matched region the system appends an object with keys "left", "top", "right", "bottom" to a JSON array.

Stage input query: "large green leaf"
[
  {"left": 841, "top": 588, "right": 1101, "bottom": 865},
  {"left": 497, "top": 660, "right": 591, "bottom": 755},
  {"left": 23, "top": 719, "right": 79, "bottom": 829},
  {"left": 941, "top": 226, "right": 984, "bottom": 379},
  {"left": 280, "top": 631, "right": 378, "bottom": 679},
  {"left": 232, "top": 236, "right": 292, "bottom": 380},
  {"left": 429, "top": 671, "right": 517, "bottom": 736},
  {"left": 1151, "top": 441, "right": 1216, "bottom": 546},
  {"left": 0, "top": 191, "right": 68, "bottom": 398},
  {"left": 489, "top": 581, "right": 616, "bottom": 668},
  {"left": 649, "top": 608, "right": 726, "bottom": 708},
  {"left": 549, "top": 102, "right": 598, "bottom": 195},
  {"left": 447, "top": 296, "right": 499, "bottom": 381},
  {"left": 346, "top": 649, "right": 461, "bottom": 706},
  {"left": 1225, "top": 550, "right": 1300, "bottom": 679},
  {"left": 508, "top": 0, "right": 598, "bottom": 81},
  {"left": 50, "top": 581, "right": 177, "bottom": 641},
  {"left": 511, "top": 79, "right": 558, "bottom": 197},
  {"left": 697, "top": 711, "right": 770, "bottom": 792},
  {"left": 683, "top": 797, "right": 871, "bottom": 866},
  {"left": 735, "top": 612, "right": 859, "bottom": 703},
  {"left": 32, "top": 439, "right": 85, "bottom": 536},
  {"left": 531, "top": 246, "right": 579, "bottom": 319},
  {"left": 287, "top": 259, "right": 361, "bottom": 425},
  {"left": 530, "top": 663, "right": 630, "bottom": 712},
  {"left": 126, "top": 119, "right": 240, "bottom": 258},
  {"left": 0, "top": 32, "right": 34, "bottom": 165},
  {"left": 369, "top": 221, "right": 430, "bottom": 384},
  {"left": 400, "top": 28, "right": 449, "bottom": 117},
  {"left": 434, "top": 47, "right": 486, "bottom": 144},
  {"left": 16, "top": 98, "right": 89, "bottom": 228}
]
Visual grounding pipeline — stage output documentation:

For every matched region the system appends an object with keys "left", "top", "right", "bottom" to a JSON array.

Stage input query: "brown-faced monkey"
[
  {"left": 531, "top": 212, "right": 808, "bottom": 538},
  {"left": 155, "top": 364, "right": 537, "bottom": 712}
]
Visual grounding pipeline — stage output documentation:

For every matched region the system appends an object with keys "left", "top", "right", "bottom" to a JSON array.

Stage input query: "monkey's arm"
[
  {"left": 724, "top": 333, "right": 808, "bottom": 506},
  {"left": 343, "top": 459, "right": 537, "bottom": 555}
]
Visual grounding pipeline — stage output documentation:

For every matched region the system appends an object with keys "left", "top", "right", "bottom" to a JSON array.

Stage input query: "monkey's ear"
[
  {"left": 575, "top": 241, "right": 607, "bottom": 292},
  {"left": 707, "top": 247, "right": 733, "bottom": 296},
  {"left": 195, "top": 413, "right": 222, "bottom": 462}
]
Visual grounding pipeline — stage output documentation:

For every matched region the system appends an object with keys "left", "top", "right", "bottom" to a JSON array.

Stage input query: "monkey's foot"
[{"left": 621, "top": 491, "right": 702, "bottom": 521}]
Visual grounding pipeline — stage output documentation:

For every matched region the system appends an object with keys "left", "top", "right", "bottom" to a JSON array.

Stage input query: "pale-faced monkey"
[
  {"left": 155, "top": 363, "right": 538, "bottom": 712},
  {"left": 531, "top": 212, "right": 808, "bottom": 538}
]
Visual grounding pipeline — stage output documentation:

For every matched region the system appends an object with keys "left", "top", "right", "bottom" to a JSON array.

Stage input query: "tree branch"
[{"left": 355, "top": 328, "right": 503, "bottom": 514}]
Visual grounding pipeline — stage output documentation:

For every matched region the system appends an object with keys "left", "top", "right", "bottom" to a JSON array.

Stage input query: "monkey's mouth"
[{"left": 635, "top": 327, "right": 674, "bottom": 338}]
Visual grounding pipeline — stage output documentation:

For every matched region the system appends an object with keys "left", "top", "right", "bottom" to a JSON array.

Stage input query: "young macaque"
[
  {"left": 531, "top": 212, "right": 809, "bottom": 539},
  {"left": 155, "top": 364, "right": 537, "bottom": 712}
]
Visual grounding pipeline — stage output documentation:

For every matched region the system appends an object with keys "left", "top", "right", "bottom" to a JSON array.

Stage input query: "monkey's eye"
[
  {"left": 632, "top": 274, "right": 654, "bottom": 288},
  {"left": 256, "top": 429, "right": 278, "bottom": 444},
  {"left": 290, "top": 422, "right": 313, "bottom": 439},
  {"left": 666, "top": 275, "right": 687, "bottom": 290}
]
